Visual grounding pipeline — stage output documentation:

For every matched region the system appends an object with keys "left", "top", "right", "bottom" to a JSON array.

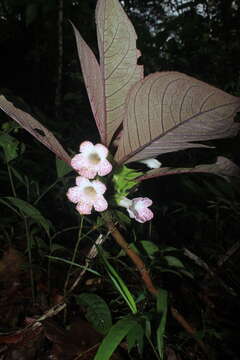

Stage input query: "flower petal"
[
  {"left": 133, "top": 197, "right": 152, "bottom": 208},
  {"left": 78, "top": 167, "right": 97, "bottom": 179},
  {"left": 127, "top": 208, "right": 135, "bottom": 219},
  {"left": 119, "top": 197, "right": 132, "bottom": 208},
  {"left": 66, "top": 186, "right": 82, "bottom": 203},
  {"left": 92, "top": 180, "right": 107, "bottom": 195},
  {"left": 93, "top": 196, "right": 108, "bottom": 212},
  {"left": 75, "top": 176, "right": 90, "bottom": 188},
  {"left": 71, "top": 154, "right": 88, "bottom": 171},
  {"left": 76, "top": 201, "right": 93, "bottom": 215},
  {"left": 97, "top": 159, "right": 112, "bottom": 176},
  {"left": 79, "top": 141, "right": 94, "bottom": 153},
  {"left": 139, "top": 158, "right": 162, "bottom": 169},
  {"left": 95, "top": 143, "right": 108, "bottom": 158},
  {"left": 135, "top": 208, "right": 154, "bottom": 223}
]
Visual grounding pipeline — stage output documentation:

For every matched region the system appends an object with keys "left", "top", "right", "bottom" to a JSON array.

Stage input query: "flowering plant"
[{"left": 0, "top": 0, "right": 240, "bottom": 358}]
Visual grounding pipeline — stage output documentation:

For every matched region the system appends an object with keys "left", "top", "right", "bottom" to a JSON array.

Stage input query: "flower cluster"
[
  {"left": 67, "top": 141, "right": 154, "bottom": 222},
  {"left": 67, "top": 141, "right": 111, "bottom": 215}
]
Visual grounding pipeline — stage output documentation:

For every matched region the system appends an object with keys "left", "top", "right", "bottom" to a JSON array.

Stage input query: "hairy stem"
[{"left": 103, "top": 213, "right": 158, "bottom": 296}]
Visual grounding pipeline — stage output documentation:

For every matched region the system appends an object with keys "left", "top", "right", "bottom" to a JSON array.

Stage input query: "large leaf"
[
  {"left": 71, "top": 22, "right": 106, "bottom": 143},
  {"left": 0, "top": 96, "right": 71, "bottom": 165},
  {"left": 115, "top": 72, "right": 240, "bottom": 163},
  {"left": 76, "top": 293, "right": 112, "bottom": 335},
  {"left": 96, "top": 0, "right": 143, "bottom": 145},
  {"left": 94, "top": 317, "right": 137, "bottom": 360},
  {"left": 1, "top": 197, "right": 51, "bottom": 235},
  {"left": 137, "top": 156, "right": 240, "bottom": 181}
]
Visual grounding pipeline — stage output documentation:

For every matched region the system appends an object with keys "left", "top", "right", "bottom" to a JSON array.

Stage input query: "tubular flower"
[
  {"left": 71, "top": 141, "right": 112, "bottom": 179},
  {"left": 119, "top": 197, "right": 154, "bottom": 223},
  {"left": 67, "top": 176, "right": 108, "bottom": 215},
  {"left": 139, "top": 158, "right": 162, "bottom": 169}
]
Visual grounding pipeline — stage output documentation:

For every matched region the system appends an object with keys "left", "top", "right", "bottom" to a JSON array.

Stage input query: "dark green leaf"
[
  {"left": 4, "top": 197, "right": 51, "bottom": 235},
  {"left": 76, "top": 293, "right": 112, "bottom": 335},
  {"left": 165, "top": 255, "right": 185, "bottom": 268},
  {"left": 0, "top": 133, "right": 20, "bottom": 162},
  {"left": 127, "top": 322, "right": 144, "bottom": 353},
  {"left": 56, "top": 157, "right": 72, "bottom": 178},
  {"left": 156, "top": 289, "right": 168, "bottom": 359}
]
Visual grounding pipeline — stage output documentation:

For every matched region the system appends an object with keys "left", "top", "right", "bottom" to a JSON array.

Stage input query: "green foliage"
[
  {"left": 0, "top": 196, "right": 51, "bottom": 235},
  {"left": 46, "top": 256, "right": 101, "bottom": 276},
  {"left": 99, "top": 247, "right": 137, "bottom": 314},
  {"left": 113, "top": 166, "right": 143, "bottom": 202},
  {"left": 76, "top": 293, "right": 112, "bottom": 335},
  {"left": 55, "top": 157, "right": 72, "bottom": 178},
  {"left": 156, "top": 290, "right": 168, "bottom": 359},
  {"left": 94, "top": 317, "right": 138, "bottom": 360},
  {"left": 0, "top": 133, "right": 24, "bottom": 162},
  {"left": 127, "top": 322, "right": 144, "bottom": 353}
]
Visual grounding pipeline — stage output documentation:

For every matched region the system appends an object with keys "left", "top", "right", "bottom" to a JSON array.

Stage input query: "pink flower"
[
  {"left": 71, "top": 141, "right": 112, "bottom": 179},
  {"left": 119, "top": 197, "right": 154, "bottom": 223},
  {"left": 67, "top": 176, "right": 108, "bottom": 215}
]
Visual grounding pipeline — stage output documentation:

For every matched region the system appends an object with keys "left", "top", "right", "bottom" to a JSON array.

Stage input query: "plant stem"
[
  {"left": 64, "top": 216, "right": 84, "bottom": 295},
  {"left": 63, "top": 216, "right": 84, "bottom": 323},
  {"left": 24, "top": 216, "right": 35, "bottom": 303},
  {"left": 34, "top": 179, "right": 59, "bottom": 205},
  {"left": 103, "top": 212, "right": 158, "bottom": 296},
  {"left": 7, "top": 163, "right": 17, "bottom": 197}
]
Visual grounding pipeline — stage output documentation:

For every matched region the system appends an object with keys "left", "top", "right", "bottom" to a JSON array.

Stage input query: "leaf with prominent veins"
[
  {"left": 96, "top": 0, "right": 143, "bottom": 145},
  {"left": 115, "top": 72, "right": 240, "bottom": 164},
  {"left": 0, "top": 96, "right": 71, "bottom": 165},
  {"left": 137, "top": 157, "right": 240, "bottom": 181},
  {"left": 71, "top": 22, "right": 105, "bottom": 143}
]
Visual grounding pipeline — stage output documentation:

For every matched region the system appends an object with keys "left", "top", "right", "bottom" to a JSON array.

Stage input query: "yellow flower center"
[
  {"left": 89, "top": 152, "right": 101, "bottom": 164},
  {"left": 84, "top": 186, "right": 97, "bottom": 199}
]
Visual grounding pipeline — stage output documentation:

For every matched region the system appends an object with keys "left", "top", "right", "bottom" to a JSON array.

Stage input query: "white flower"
[
  {"left": 119, "top": 196, "right": 154, "bottom": 223},
  {"left": 139, "top": 158, "right": 162, "bottom": 169},
  {"left": 71, "top": 141, "right": 112, "bottom": 179},
  {"left": 67, "top": 176, "right": 108, "bottom": 215}
]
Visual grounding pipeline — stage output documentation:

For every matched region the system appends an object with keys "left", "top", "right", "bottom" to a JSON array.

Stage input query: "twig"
[
  {"left": 171, "top": 307, "right": 208, "bottom": 356},
  {"left": 217, "top": 241, "right": 240, "bottom": 267},
  {"left": 183, "top": 248, "right": 214, "bottom": 276},
  {"left": 73, "top": 343, "right": 100, "bottom": 359},
  {"left": 66, "top": 234, "right": 105, "bottom": 294},
  {"left": 184, "top": 247, "right": 237, "bottom": 296}
]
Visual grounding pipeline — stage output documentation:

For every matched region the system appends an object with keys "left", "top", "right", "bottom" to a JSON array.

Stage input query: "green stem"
[
  {"left": 24, "top": 216, "right": 35, "bottom": 303},
  {"left": 34, "top": 179, "right": 60, "bottom": 205},
  {"left": 63, "top": 216, "right": 84, "bottom": 323},
  {"left": 7, "top": 163, "right": 16, "bottom": 197}
]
